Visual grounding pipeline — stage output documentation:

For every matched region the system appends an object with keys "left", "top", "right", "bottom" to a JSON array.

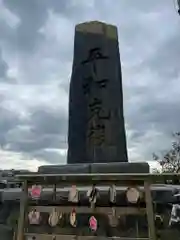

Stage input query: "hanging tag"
[
  {"left": 169, "top": 204, "right": 180, "bottom": 226},
  {"left": 28, "top": 209, "right": 41, "bottom": 225},
  {"left": 48, "top": 208, "right": 60, "bottom": 227},
  {"left": 126, "top": 187, "right": 140, "bottom": 203},
  {"left": 155, "top": 214, "right": 163, "bottom": 228},
  {"left": 88, "top": 185, "right": 97, "bottom": 208},
  {"left": 89, "top": 216, "right": 97, "bottom": 231},
  {"left": 29, "top": 185, "right": 42, "bottom": 200},
  {"left": 70, "top": 208, "right": 77, "bottom": 227},
  {"left": 109, "top": 185, "right": 116, "bottom": 203},
  {"left": 109, "top": 208, "right": 118, "bottom": 227},
  {"left": 68, "top": 185, "right": 78, "bottom": 203}
]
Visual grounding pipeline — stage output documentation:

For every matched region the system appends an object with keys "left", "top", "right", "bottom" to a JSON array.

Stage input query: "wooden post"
[
  {"left": 17, "top": 180, "right": 27, "bottom": 240},
  {"left": 144, "top": 180, "right": 156, "bottom": 240}
]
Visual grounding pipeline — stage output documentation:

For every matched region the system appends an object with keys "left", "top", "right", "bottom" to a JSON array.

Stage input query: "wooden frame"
[{"left": 16, "top": 173, "right": 180, "bottom": 240}]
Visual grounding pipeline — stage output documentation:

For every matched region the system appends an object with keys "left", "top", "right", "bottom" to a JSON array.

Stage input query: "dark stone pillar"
[{"left": 67, "top": 21, "right": 128, "bottom": 164}]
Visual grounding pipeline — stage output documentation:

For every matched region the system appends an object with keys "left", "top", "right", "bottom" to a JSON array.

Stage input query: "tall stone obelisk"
[{"left": 67, "top": 21, "right": 128, "bottom": 164}]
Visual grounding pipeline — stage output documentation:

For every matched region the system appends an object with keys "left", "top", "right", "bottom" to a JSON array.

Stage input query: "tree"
[{"left": 153, "top": 132, "right": 180, "bottom": 173}]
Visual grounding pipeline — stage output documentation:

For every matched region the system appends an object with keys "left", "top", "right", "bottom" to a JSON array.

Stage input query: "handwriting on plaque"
[
  {"left": 83, "top": 77, "right": 109, "bottom": 95},
  {"left": 88, "top": 98, "right": 110, "bottom": 121},
  {"left": 81, "top": 47, "right": 109, "bottom": 64},
  {"left": 81, "top": 47, "right": 109, "bottom": 95},
  {"left": 82, "top": 47, "right": 110, "bottom": 146},
  {"left": 87, "top": 98, "right": 111, "bottom": 145},
  {"left": 87, "top": 121, "right": 105, "bottom": 146}
]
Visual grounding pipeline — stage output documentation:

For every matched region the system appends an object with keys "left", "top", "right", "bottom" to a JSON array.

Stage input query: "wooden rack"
[{"left": 15, "top": 173, "right": 180, "bottom": 240}]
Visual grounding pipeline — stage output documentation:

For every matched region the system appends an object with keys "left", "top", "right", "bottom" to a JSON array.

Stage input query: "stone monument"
[{"left": 67, "top": 21, "right": 128, "bottom": 164}]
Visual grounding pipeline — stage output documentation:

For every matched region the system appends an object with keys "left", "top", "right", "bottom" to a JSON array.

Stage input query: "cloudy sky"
[{"left": 0, "top": 0, "right": 179, "bottom": 171}]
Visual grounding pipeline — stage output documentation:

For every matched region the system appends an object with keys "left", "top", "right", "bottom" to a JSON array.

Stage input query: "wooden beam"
[
  {"left": 144, "top": 181, "right": 156, "bottom": 240},
  {"left": 24, "top": 233, "right": 149, "bottom": 240},
  {"left": 16, "top": 173, "right": 180, "bottom": 186},
  {"left": 17, "top": 180, "right": 28, "bottom": 240},
  {"left": 28, "top": 206, "right": 146, "bottom": 215}
]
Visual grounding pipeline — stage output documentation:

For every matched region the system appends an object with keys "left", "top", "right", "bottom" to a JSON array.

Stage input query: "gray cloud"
[
  {"left": 0, "top": 105, "right": 20, "bottom": 148},
  {"left": 3, "top": 0, "right": 48, "bottom": 53},
  {"left": 0, "top": 48, "right": 16, "bottom": 83},
  {"left": 32, "top": 149, "right": 66, "bottom": 164},
  {"left": 0, "top": 49, "right": 7, "bottom": 78},
  {"left": 145, "top": 33, "right": 180, "bottom": 80},
  {"left": 6, "top": 107, "right": 68, "bottom": 152},
  {"left": 0, "top": 0, "right": 180, "bottom": 168}
]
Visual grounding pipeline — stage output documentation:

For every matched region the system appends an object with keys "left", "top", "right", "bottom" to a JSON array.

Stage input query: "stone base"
[
  {"left": 90, "top": 162, "right": 149, "bottom": 173},
  {"left": 38, "top": 162, "right": 149, "bottom": 174}
]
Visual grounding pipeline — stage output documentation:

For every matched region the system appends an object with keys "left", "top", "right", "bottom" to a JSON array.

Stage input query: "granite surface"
[{"left": 67, "top": 21, "right": 128, "bottom": 164}]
